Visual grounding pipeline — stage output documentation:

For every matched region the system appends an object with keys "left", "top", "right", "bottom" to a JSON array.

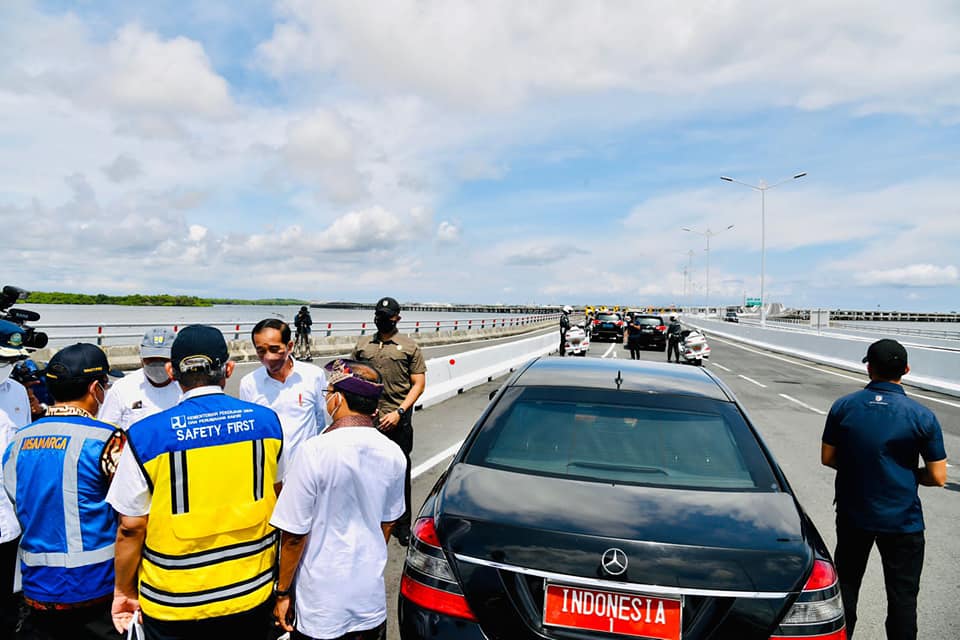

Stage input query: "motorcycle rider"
[
  {"left": 559, "top": 306, "right": 572, "bottom": 356},
  {"left": 666, "top": 314, "right": 683, "bottom": 363}
]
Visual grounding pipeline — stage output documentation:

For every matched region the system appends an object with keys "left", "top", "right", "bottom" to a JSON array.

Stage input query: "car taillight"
[
  {"left": 770, "top": 559, "right": 846, "bottom": 639},
  {"left": 400, "top": 517, "right": 477, "bottom": 621},
  {"left": 592, "top": 319, "right": 599, "bottom": 325},
  {"left": 656, "top": 325, "right": 666, "bottom": 332},
  {"left": 616, "top": 321, "right": 623, "bottom": 327}
]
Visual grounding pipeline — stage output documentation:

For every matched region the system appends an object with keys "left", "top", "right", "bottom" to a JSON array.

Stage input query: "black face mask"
[{"left": 375, "top": 316, "right": 397, "bottom": 334}]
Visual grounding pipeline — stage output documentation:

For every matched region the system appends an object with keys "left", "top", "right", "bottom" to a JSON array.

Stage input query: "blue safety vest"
[{"left": 2, "top": 415, "right": 118, "bottom": 604}]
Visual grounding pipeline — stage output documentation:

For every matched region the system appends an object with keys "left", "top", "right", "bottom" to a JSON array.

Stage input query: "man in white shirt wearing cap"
[
  {"left": 271, "top": 359, "right": 405, "bottom": 640},
  {"left": 0, "top": 320, "right": 30, "bottom": 637},
  {"left": 99, "top": 327, "right": 181, "bottom": 430},
  {"left": 239, "top": 318, "right": 327, "bottom": 474}
]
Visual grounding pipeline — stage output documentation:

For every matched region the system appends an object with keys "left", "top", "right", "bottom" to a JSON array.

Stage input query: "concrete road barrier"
[
  {"left": 688, "top": 318, "right": 960, "bottom": 397},
  {"left": 419, "top": 331, "right": 558, "bottom": 408}
]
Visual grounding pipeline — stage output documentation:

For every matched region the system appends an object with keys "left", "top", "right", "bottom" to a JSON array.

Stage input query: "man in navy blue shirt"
[{"left": 821, "top": 339, "right": 947, "bottom": 639}]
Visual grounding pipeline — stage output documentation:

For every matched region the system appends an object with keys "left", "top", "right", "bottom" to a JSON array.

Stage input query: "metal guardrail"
[
  {"left": 733, "top": 317, "right": 960, "bottom": 342},
  {"left": 39, "top": 314, "right": 561, "bottom": 346}
]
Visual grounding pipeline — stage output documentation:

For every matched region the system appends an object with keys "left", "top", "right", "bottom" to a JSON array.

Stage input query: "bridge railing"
[{"left": 38, "top": 314, "right": 561, "bottom": 347}]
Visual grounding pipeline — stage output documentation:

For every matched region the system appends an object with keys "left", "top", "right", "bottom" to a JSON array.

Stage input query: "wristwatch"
[
  {"left": 274, "top": 584, "right": 291, "bottom": 597},
  {"left": 396, "top": 407, "right": 406, "bottom": 417}
]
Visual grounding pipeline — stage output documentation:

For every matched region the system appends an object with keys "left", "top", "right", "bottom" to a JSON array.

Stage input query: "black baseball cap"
[
  {"left": 45, "top": 343, "right": 123, "bottom": 383},
  {"left": 374, "top": 296, "right": 401, "bottom": 317},
  {"left": 862, "top": 338, "right": 908, "bottom": 367},
  {"left": 171, "top": 325, "right": 229, "bottom": 373}
]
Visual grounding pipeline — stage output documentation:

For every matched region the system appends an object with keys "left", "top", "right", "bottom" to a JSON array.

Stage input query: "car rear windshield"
[
  {"left": 596, "top": 314, "right": 620, "bottom": 321},
  {"left": 466, "top": 387, "right": 778, "bottom": 491},
  {"left": 634, "top": 316, "right": 663, "bottom": 326}
]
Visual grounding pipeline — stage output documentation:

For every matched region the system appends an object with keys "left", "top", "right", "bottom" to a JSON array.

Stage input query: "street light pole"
[
  {"left": 720, "top": 172, "right": 806, "bottom": 327},
  {"left": 682, "top": 225, "right": 734, "bottom": 315}
]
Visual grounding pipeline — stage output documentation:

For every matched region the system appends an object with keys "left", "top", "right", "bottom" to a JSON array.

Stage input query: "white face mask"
[
  {"left": 143, "top": 362, "right": 171, "bottom": 386},
  {"left": 0, "top": 362, "right": 13, "bottom": 384},
  {"left": 324, "top": 391, "right": 341, "bottom": 426}
]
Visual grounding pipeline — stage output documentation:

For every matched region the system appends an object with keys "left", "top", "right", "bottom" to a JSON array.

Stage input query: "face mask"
[
  {"left": 375, "top": 316, "right": 397, "bottom": 334},
  {"left": 143, "top": 362, "right": 171, "bottom": 385},
  {"left": 93, "top": 382, "right": 106, "bottom": 416},
  {"left": 0, "top": 362, "right": 13, "bottom": 384},
  {"left": 324, "top": 391, "right": 341, "bottom": 425}
]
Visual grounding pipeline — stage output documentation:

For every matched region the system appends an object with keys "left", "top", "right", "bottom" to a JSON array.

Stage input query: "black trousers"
[
  {"left": 384, "top": 412, "right": 414, "bottom": 536},
  {"left": 292, "top": 621, "right": 385, "bottom": 640},
  {"left": 142, "top": 599, "right": 272, "bottom": 640},
  {"left": 667, "top": 339, "right": 681, "bottom": 362},
  {"left": 834, "top": 517, "right": 925, "bottom": 640},
  {"left": 559, "top": 331, "right": 567, "bottom": 356},
  {"left": 1, "top": 537, "right": 19, "bottom": 638},
  {"left": 17, "top": 603, "right": 114, "bottom": 640}
]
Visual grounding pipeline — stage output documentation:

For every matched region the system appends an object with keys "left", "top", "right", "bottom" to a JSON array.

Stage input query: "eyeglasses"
[{"left": 321, "top": 388, "right": 335, "bottom": 397}]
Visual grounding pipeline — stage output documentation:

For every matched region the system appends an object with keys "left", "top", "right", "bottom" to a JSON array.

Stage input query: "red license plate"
[{"left": 543, "top": 583, "right": 681, "bottom": 639}]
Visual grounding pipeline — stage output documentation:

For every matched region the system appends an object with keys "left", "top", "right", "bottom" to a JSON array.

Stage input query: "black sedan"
[
  {"left": 625, "top": 314, "right": 667, "bottom": 351},
  {"left": 590, "top": 312, "right": 624, "bottom": 341},
  {"left": 399, "top": 357, "right": 846, "bottom": 640}
]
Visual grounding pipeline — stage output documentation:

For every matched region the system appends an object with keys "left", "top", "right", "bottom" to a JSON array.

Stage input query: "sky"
[{"left": 2, "top": 1, "right": 959, "bottom": 310}]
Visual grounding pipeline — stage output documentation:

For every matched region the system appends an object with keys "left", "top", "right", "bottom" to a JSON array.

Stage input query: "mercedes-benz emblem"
[{"left": 601, "top": 548, "right": 628, "bottom": 576}]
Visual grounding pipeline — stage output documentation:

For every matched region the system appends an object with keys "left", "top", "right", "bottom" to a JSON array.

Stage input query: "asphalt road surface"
[{"left": 379, "top": 329, "right": 959, "bottom": 639}]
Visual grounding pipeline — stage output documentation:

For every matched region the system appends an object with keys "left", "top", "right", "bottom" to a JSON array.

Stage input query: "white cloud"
[
  {"left": 436, "top": 221, "right": 460, "bottom": 243},
  {"left": 103, "top": 25, "right": 233, "bottom": 118},
  {"left": 279, "top": 110, "right": 367, "bottom": 203},
  {"left": 855, "top": 264, "right": 959, "bottom": 288},
  {"left": 188, "top": 224, "right": 208, "bottom": 242},
  {"left": 258, "top": 1, "right": 960, "bottom": 117}
]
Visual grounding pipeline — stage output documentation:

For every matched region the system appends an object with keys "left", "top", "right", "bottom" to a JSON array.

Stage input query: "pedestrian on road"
[
  {"left": 295, "top": 307, "right": 313, "bottom": 361},
  {"left": 351, "top": 297, "right": 425, "bottom": 546},
  {"left": 240, "top": 318, "right": 327, "bottom": 475},
  {"left": 108, "top": 325, "right": 285, "bottom": 640},
  {"left": 666, "top": 315, "right": 683, "bottom": 363},
  {"left": 820, "top": 338, "right": 947, "bottom": 639},
  {"left": 271, "top": 359, "right": 405, "bottom": 640},
  {"left": 3, "top": 343, "right": 124, "bottom": 639},
  {"left": 99, "top": 327, "right": 180, "bottom": 430},
  {"left": 622, "top": 314, "right": 642, "bottom": 360},
  {"left": 559, "top": 305, "right": 572, "bottom": 356},
  {"left": 0, "top": 321, "right": 32, "bottom": 637}
]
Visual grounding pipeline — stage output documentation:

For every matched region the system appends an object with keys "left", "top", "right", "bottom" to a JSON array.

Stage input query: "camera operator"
[{"left": 0, "top": 320, "right": 32, "bottom": 637}]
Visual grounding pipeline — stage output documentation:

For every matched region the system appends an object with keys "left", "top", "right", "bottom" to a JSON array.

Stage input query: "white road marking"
[
  {"left": 710, "top": 336, "right": 960, "bottom": 409},
  {"left": 779, "top": 393, "right": 828, "bottom": 415},
  {"left": 602, "top": 343, "right": 616, "bottom": 358},
  {"left": 738, "top": 374, "right": 768, "bottom": 388},
  {"left": 712, "top": 363, "right": 732, "bottom": 372},
  {"left": 412, "top": 440, "right": 464, "bottom": 479}
]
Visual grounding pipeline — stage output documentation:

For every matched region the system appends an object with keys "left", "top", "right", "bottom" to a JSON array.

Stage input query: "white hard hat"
[{"left": 563, "top": 305, "right": 573, "bottom": 314}]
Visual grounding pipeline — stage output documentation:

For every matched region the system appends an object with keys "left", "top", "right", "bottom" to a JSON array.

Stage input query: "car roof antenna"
[{"left": 614, "top": 370, "right": 623, "bottom": 390}]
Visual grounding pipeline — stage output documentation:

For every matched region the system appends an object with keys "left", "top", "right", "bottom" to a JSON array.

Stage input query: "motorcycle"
[
  {"left": 563, "top": 324, "right": 591, "bottom": 356},
  {"left": 680, "top": 329, "right": 711, "bottom": 366}
]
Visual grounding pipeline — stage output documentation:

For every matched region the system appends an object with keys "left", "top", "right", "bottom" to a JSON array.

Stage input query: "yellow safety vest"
[{"left": 128, "top": 395, "right": 283, "bottom": 620}]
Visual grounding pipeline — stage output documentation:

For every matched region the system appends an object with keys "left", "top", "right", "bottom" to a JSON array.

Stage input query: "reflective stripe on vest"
[
  {"left": 141, "top": 567, "right": 274, "bottom": 608},
  {"left": 253, "top": 440, "right": 265, "bottom": 501},
  {"left": 21, "top": 544, "right": 116, "bottom": 568},
  {"left": 142, "top": 531, "right": 277, "bottom": 570},
  {"left": 169, "top": 450, "right": 189, "bottom": 514}
]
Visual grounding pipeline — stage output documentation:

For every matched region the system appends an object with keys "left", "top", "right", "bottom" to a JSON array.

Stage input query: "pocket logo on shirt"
[{"left": 170, "top": 415, "right": 188, "bottom": 429}]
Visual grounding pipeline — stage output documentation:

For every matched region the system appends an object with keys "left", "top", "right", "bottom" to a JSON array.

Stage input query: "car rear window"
[
  {"left": 634, "top": 316, "right": 662, "bottom": 326},
  {"left": 466, "top": 388, "right": 778, "bottom": 491},
  {"left": 596, "top": 314, "right": 620, "bottom": 321}
]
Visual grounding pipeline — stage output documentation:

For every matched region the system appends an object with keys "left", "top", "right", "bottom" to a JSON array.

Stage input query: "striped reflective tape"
[
  {"left": 140, "top": 567, "right": 274, "bottom": 608},
  {"left": 21, "top": 544, "right": 116, "bottom": 568},
  {"left": 252, "top": 440, "right": 265, "bottom": 501},
  {"left": 143, "top": 531, "right": 278, "bottom": 570},
  {"left": 169, "top": 450, "right": 189, "bottom": 515}
]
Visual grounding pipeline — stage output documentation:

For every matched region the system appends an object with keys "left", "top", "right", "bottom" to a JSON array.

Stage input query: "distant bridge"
[{"left": 312, "top": 301, "right": 560, "bottom": 314}]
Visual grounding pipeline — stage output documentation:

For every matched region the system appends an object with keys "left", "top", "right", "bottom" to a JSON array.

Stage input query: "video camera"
[{"left": 1, "top": 285, "right": 48, "bottom": 350}]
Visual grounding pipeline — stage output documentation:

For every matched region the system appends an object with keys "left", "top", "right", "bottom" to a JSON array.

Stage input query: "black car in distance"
[
  {"left": 627, "top": 314, "right": 668, "bottom": 351},
  {"left": 591, "top": 312, "right": 624, "bottom": 341},
  {"left": 399, "top": 357, "right": 846, "bottom": 640}
]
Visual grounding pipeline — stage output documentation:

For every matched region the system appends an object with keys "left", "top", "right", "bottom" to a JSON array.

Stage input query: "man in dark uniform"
[
  {"left": 821, "top": 339, "right": 947, "bottom": 639},
  {"left": 666, "top": 314, "right": 683, "bottom": 363},
  {"left": 352, "top": 297, "right": 426, "bottom": 546},
  {"left": 559, "top": 306, "right": 572, "bottom": 356}
]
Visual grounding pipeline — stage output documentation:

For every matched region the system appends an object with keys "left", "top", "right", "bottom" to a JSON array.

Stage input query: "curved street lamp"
[
  {"left": 720, "top": 172, "right": 806, "bottom": 327},
  {"left": 682, "top": 224, "right": 735, "bottom": 313}
]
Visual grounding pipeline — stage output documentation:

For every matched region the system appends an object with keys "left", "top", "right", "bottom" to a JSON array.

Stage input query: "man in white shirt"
[
  {"left": 239, "top": 319, "right": 327, "bottom": 473},
  {"left": 0, "top": 320, "right": 30, "bottom": 637},
  {"left": 99, "top": 327, "right": 180, "bottom": 430},
  {"left": 271, "top": 359, "right": 405, "bottom": 640}
]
